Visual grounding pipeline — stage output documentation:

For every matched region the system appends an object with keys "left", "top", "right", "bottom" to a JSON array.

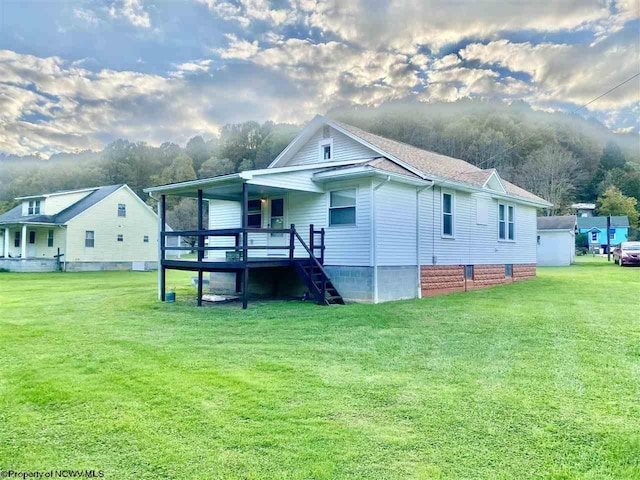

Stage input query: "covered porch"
[
  {"left": 0, "top": 223, "right": 65, "bottom": 271},
  {"left": 145, "top": 173, "right": 343, "bottom": 309}
]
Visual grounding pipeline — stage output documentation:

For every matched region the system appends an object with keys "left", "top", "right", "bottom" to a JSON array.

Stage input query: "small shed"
[{"left": 537, "top": 215, "right": 577, "bottom": 266}]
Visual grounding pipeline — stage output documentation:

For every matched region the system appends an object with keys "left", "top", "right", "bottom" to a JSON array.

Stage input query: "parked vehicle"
[{"left": 613, "top": 242, "right": 640, "bottom": 266}]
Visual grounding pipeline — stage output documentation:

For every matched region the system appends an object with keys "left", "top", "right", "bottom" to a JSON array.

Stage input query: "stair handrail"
[{"left": 293, "top": 230, "right": 331, "bottom": 279}]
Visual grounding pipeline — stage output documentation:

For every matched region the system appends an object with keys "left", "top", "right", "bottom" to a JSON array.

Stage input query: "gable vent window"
[
  {"left": 319, "top": 138, "right": 333, "bottom": 162},
  {"left": 499, "top": 203, "right": 515, "bottom": 241},
  {"left": 117, "top": 234, "right": 124, "bottom": 242},
  {"left": 329, "top": 189, "right": 356, "bottom": 226},
  {"left": 48, "top": 230, "right": 54, "bottom": 247},
  {"left": 118, "top": 203, "right": 126, "bottom": 217},
  {"left": 442, "top": 191, "right": 454, "bottom": 237},
  {"left": 85, "top": 231, "right": 95, "bottom": 248}
]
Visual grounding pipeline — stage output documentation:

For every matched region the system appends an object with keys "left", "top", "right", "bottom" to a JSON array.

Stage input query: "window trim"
[
  {"left": 441, "top": 190, "right": 455, "bottom": 238},
  {"left": 498, "top": 202, "right": 516, "bottom": 242},
  {"left": 118, "top": 203, "right": 126, "bottom": 217},
  {"left": 85, "top": 230, "right": 95, "bottom": 248},
  {"left": 247, "top": 198, "right": 263, "bottom": 228},
  {"left": 27, "top": 200, "right": 41, "bottom": 215},
  {"left": 328, "top": 187, "right": 357, "bottom": 228},
  {"left": 14, "top": 231, "right": 20, "bottom": 248},
  {"left": 318, "top": 138, "right": 334, "bottom": 162},
  {"left": 47, "top": 230, "right": 54, "bottom": 248}
]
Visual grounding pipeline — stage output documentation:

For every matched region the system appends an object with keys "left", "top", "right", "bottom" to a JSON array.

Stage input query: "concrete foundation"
[
  {"left": 0, "top": 258, "right": 60, "bottom": 272},
  {"left": 324, "top": 266, "right": 374, "bottom": 303},
  {"left": 65, "top": 261, "right": 157, "bottom": 272},
  {"left": 376, "top": 266, "right": 418, "bottom": 302}
]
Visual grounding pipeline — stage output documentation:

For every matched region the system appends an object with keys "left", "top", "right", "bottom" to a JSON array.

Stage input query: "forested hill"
[{"left": 1, "top": 99, "right": 638, "bottom": 218}]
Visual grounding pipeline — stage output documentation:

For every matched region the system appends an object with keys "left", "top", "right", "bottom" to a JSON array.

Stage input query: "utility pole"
[{"left": 606, "top": 215, "right": 611, "bottom": 262}]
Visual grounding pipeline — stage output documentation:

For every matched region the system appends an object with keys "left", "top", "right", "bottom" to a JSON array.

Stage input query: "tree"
[
  {"left": 517, "top": 144, "right": 578, "bottom": 215},
  {"left": 166, "top": 198, "right": 207, "bottom": 248},
  {"left": 599, "top": 141, "right": 626, "bottom": 170},
  {"left": 153, "top": 154, "right": 197, "bottom": 186},
  {"left": 597, "top": 186, "right": 639, "bottom": 227},
  {"left": 185, "top": 136, "right": 210, "bottom": 172},
  {"left": 199, "top": 157, "right": 235, "bottom": 178}
]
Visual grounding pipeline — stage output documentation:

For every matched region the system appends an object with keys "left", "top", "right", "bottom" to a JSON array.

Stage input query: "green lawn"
[{"left": 0, "top": 261, "right": 638, "bottom": 479}]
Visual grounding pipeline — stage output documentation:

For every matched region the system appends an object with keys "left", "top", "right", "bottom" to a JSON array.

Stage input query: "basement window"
[
  {"left": 465, "top": 265, "right": 474, "bottom": 279},
  {"left": 505, "top": 264, "right": 513, "bottom": 277},
  {"left": 329, "top": 189, "right": 356, "bottom": 226}
]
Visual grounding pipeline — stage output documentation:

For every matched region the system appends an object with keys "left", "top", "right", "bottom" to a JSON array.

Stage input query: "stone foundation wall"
[{"left": 421, "top": 263, "right": 535, "bottom": 296}]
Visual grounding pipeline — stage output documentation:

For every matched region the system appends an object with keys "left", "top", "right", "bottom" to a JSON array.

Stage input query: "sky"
[{"left": 0, "top": 0, "right": 639, "bottom": 156}]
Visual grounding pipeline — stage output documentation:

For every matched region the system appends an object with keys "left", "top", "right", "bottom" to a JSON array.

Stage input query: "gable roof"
[
  {"left": 577, "top": 216, "right": 630, "bottom": 229},
  {"left": 537, "top": 215, "right": 577, "bottom": 231},
  {"left": 270, "top": 115, "right": 549, "bottom": 206},
  {"left": 0, "top": 185, "right": 123, "bottom": 225}
]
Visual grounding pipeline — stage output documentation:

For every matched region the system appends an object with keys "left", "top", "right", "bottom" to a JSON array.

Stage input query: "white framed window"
[
  {"left": 247, "top": 199, "right": 262, "bottom": 228},
  {"left": 85, "top": 231, "right": 94, "bottom": 248},
  {"left": 591, "top": 231, "right": 598, "bottom": 242},
  {"left": 319, "top": 138, "right": 333, "bottom": 161},
  {"left": 498, "top": 203, "right": 515, "bottom": 241},
  {"left": 117, "top": 234, "right": 124, "bottom": 242},
  {"left": 329, "top": 188, "right": 356, "bottom": 226},
  {"left": 441, "top": 190, "right": 454, "bottom": 237},
  {"left": 118, "top": 203, "right": 126, "bottom": 217},
  {"left": 48, "top": 230, "right": 54, "bottom": 247},
  {"left": 609, "top": 228, "right": 615, "bottom": 240},
  {"left": 28, "top": 200, "right": 41, "bottom": 215}
]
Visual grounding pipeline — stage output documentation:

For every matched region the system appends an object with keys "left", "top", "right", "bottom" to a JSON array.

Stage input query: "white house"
[
  {"left": 0, "top": 184, "right": 159, "bottom": 272},
  {"left": 536, "top": 215, "right": 577, "bottom": 266},
  {"left": 145, "top": 115, "right": 551, "bottom": 307}
]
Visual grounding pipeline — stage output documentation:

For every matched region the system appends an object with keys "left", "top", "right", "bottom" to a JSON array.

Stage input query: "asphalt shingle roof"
[
  {"left": 0, "top": 185, "right": 123, "bottom": 225},
  {"left": 537, "top": 215, "right": 577, "bottom": 230},
  {"left": 577, "top": 216, "right": 630, "bottom": 230},
  {"left": 331, "top": 119, "right": 548, "bottom": 204}
]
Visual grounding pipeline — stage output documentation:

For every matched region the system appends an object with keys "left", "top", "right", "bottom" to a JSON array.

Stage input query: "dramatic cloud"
[{"left": 0, "top": 0, "right": 638, "bottom": 155}]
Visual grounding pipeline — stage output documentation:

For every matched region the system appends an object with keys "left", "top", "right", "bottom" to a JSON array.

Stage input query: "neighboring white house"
[
  {"left": 536, "top": 215, "right": 577, "bottom": 266},
  {"left": 571, "top": 203, "right": 596, "bottom": 217},
  {"left": 0, "top": 184, "right": 159, "bottom": 272},
  {"left": 145, "top": 115, "right": 551, "bottom": 305}
]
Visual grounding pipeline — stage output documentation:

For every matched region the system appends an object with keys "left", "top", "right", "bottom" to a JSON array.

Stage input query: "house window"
[
  {"left": 591, "top": 231, "right": 598, "bottom": 242},
  {"left": 85, "top": 231, "right": 94, "bottom": 248},
  {"left": 609, "top": 228, "right": 615, "bottom": 240},
  {"left": 329, "top": 189, "right": 356, "bottom": 226},
  {"left": 442, "top": 191, "right": 454, "bottom": 237},
  {"left": 117, "top": 234, "right": 124, "bottom": 242},
  {"left": 499, "top": 203, "right": 515, "bottom": 240},
  {"left": 247, "top": 199, "right": 262, "bottom": 228},
  {"left": 505, "top": 264, "right": 513, "bottom": 277},
  {"left": 48, "top": 230, "right": 54, "bottom": 247},
  {"left": 27, "top": 200, "right": 40, "bottom": 215},
  {"left": 14, "top": 231, "right": 20, "bottom": 247},
  {"left": 465, "top": 265, "right": 474, "bottom": 279},
  {"left": 143, "top": 235, "right": 149, "bottom": 243},
  {"left": 118, "top": 203, "right": 126, "bottom": 217},
  {"left": 319, "top": 139, "right": 333, "bottom": 162},
  {"left": 537, "top": 235, "right": 541, "bottom": 245},
  {"left": 29, "top": 231, "right": 36, "bottom": 244}
]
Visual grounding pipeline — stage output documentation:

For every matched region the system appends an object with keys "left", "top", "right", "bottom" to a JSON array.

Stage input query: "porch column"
[
  {"left": 241, "top": 182, "right": 249, "bottom": 309},
  {"left": 21, "top": 224, "right": 27, "bottom": 258},
  {"left": 158, "top": 195, "right": 166, "bottom": 301},
  {"left": 197, "top": 189, "right": 204, "bottom": 307},
  {"left": 3, "top": 227, "right": 9, "bottom": 257}
]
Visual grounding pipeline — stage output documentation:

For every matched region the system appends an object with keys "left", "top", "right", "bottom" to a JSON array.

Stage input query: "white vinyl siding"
[
  {"left": 285, "top": 127, "right": 377, "bottom": 166},
  {"left": 418, "top": 187, "right": 537, "bottom": 266},
  {"left": 374, "top": 181, "right": 417, "bottom": 266}
]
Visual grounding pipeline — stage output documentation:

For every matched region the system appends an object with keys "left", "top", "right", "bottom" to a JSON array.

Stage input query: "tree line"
[{"left": 1, "top": 99, "right": 638, "bottom": 232}]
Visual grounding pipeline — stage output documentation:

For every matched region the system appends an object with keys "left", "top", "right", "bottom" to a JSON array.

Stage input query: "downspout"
[
  {"left": 415, "top": 183, "right": 433, "bottom": 299},
  {"left": 372, "top": 175, "right": 391, "bottom": 304}
]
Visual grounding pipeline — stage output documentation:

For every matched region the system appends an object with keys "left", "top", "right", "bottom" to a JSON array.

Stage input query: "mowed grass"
[{"left": 0, "top": 260, "right": 638, "bottom": 479}]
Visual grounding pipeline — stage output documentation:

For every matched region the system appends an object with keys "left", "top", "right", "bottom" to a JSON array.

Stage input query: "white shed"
[{"left": 537, "top": 215, "right": 577, "bottom": 266}]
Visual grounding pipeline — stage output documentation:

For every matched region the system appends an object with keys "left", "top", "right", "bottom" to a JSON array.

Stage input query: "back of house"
[
  {"left": 0, "top": 184, "right": 159, "bottom": 272},
  {"left": 147, "top": 115, "right": 550, "bottom": 304}
]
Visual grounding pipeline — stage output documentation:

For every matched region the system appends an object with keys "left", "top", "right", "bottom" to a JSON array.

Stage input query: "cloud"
[
  {"left": 108, "top": 0, "right": 151, "bottom": 28},
  {"left": 215, "top": 34, "right": 260, "bottom": 60},
  {"left": 198, "top": 0, "right": 292, "bottom": 27}
]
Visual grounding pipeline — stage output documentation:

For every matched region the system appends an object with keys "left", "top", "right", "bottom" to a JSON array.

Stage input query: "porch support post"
[
  {"left": 21, "top": 224, "right": 27, "bottom": 258},
  {"left": 241, "top": 182, "right": 249, "bottom": 309},
  {"left": 3, "top": 227, "right": 9, "bottom": 258},
  {"left": 197, "top": 189, "right": 204, "bottom": 307},
  {"left": 159, "top": 194, "right": 166, "bottom": 301}
]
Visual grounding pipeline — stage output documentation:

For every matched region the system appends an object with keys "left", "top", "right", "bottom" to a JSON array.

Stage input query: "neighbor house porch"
[
  {"left": 145, "top": 173, "right": 345, "bottom": 309},
  {"left": 0, "top": 224, "right": 65, "bottom": 272}
]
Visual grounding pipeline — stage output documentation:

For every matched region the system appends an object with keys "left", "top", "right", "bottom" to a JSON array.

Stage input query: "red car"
[{"left": 613, "top": 242, "right": 640, "bottom": 266}]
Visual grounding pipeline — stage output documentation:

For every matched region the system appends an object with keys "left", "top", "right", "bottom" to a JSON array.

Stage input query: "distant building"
[
  {"left": 0, "top": 184, "right": 159, "bottom": 272},
  {"left": 571, "top": 203, "right": 596, "bottom": 217},
  {"left": 577, "top": 216, "right": 630, "bottom": 254},
  {"left": 537, "top": 215, "right": 577, "bottom": 266}
]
